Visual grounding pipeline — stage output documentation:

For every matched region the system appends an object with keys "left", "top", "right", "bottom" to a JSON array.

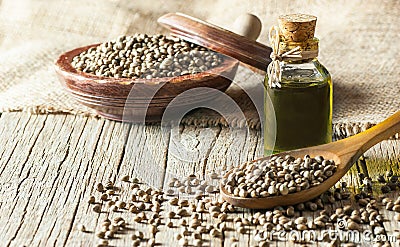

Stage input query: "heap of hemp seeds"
[
  {"left": 222, "top": 154, "right": 337, "bottom": 198},
  {"left": 78, "top": 167, "right": 400, "bottom": 247},
  {"left": 71, "top": 34, "right": 223, "bottom": 79}
]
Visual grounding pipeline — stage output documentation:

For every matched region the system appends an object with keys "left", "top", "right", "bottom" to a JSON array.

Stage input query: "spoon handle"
[{"left": 333, "top": 110, "right": 400, "bottom": 166}]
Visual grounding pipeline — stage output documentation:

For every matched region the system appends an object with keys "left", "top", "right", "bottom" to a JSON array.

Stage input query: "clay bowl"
[{"left": 55, "top": 44, "right": 239, "bottom": 122}]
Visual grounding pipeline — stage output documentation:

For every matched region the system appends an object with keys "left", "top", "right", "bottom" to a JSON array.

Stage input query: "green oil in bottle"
[
  {"left": 264, "top": 72, "right": 332, "bottom": 154},
  {"left": 264, "top": 14, "right": 332, "bottom": 155}
]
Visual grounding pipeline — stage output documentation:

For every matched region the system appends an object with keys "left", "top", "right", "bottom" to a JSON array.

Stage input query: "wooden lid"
[
  {"left": 278, "top": 14, "right": 317, "bottom": 42},
  {"left": 158, "top": 13, "right": 272, "bottom": 71}
]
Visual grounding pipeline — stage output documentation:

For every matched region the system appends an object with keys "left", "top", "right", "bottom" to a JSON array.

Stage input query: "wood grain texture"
[{"left": 0, "top": 112, "right": 399, "bottom": 247}]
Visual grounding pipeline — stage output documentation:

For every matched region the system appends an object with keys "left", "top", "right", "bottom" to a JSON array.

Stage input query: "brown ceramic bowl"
[{"left": 55, "top": 44, "right": 239, "bottom": 122}]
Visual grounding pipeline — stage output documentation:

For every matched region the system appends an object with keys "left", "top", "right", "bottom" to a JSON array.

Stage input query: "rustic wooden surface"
[{"left": 0, "top": 112, "right": 399, "bottom": 247}]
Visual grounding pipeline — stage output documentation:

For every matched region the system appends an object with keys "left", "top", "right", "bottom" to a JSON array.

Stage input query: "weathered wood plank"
[
  {"left": 206, "top": 127, "right": 260, "bottom": 247},
  {"left": 97, "top": 124, "right": 171, "bottom": 247},
  {"left": 158, "top": 124, "right": 221, "bottom": 247},
  {"left": 0, "top": 112, "right": 399, "bottom": 247},
  {"left": 62, "top": 119, "right": 132, "bottom": 246},
  {"left": 0, "top": 114, "right": 49, "bottom": 246}
]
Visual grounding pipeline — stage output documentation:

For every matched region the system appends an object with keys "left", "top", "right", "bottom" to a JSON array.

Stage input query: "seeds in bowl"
[
  {"left": 221, "top": 154, "right": 337, "bottom": 198},
  {"left": 71, "top": 34, "right": 223, "bottom": 79}
]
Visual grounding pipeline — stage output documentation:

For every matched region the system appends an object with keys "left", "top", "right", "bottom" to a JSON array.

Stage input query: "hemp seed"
[
  {"left": 93, "top": 205, "right": 102, "bottom": 213},
  {"left": 72, "top": 34, "right": 223, "bottom": 79},
  {"left": 120, "top": 175, "right": 130, "bottom": 182},
  {"left": 222, "top": 155, "right": 337, "bottom": 198},
  {"left": 105, "top": 180, "right": 114, "bottom": 189},
  {"left": 77, "top": 224, "right": 86, "bottom": 232}
]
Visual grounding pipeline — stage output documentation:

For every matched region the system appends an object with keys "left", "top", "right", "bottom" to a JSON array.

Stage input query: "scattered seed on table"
[
  {"left": 100, "top": 193, "right": 108, "bottom": 201},
  {"left": 134, "top": 230, "right": 144, "bottom": 239},
  {"left": 296, "top": 224, "right": 308, "bottom": 231},
  {"left": 175, "top": 233, "right": 183, "bottom": 240},
  {"left": 96, "top": 183, "right": 104, "bottom": 192},
  {"left": 101, "top": 221, "right": 111, "bottom": 229},
  {"left": 193, "top": 239, "right": 202, "bottom": 247},
  {"left": 209, "top": 205, "right": 220, "bottom": 213},
  {"left": 179, "top": 199, "right": 189, "bottom": 207},
  {"left": 205, "top": 185, "right": 214, "bottom": 193},
  {"left": 178, "top": 238, "right": 188, "bottom": 246},
  {"left": 166, "top": 189, "right": 175, "bottom": 196},
  {"left": 149, "top": 224, "right": 157, "bottom": 234},
  {"left": 133, "top": 216, "right": 142, "bottom": 223},
  {"left": 167, "top": 221, "right": 174, "bottom": 228},
  {"left": 77, "top": 224, "right": 86, "bottom": 232},
  {"left": 105, "top": 181, "right": 114, "bottom": 189},
  {"left": 88, "top": 196, "right": 96, "bottom": 204},
  {"left": 97, "top": 240, "right": 109, "bottom": 247},
  {"left": 120, "top": 175, "right": 130, "bottom": 182},
  {"left": 169, "top": 198, "right": 179, "bottom": 206},
  {"left": 174, "top": 180, "right": 182, "bottom": 187},
  {"left": 132, "top": 239, "right": 140, "bottom": 246},
  {"left": 106, "top": 200, "right": 114, "bottom": 208},
  {"left": 106, "top": 189, "right": 115, "bottom": 195},
  {"left": 347, "top": 221, "right": 360, "bottom": 231},
  {"left": 179, "top": 219, "right": 187, "bottom": 227},
  {"left": 110, "top": 205, "right": 118, "bottom": 212},
  {"left": 93, "top": 205, "right": 102, "bottom": 213},
  {"left": 181, "top": 227, "right": 190, "bottom": 236},
  {"left": 129, "top": 205, "right": 138, "bottom": 213},
  {"left": 115, "top": 201, "right": 126, "bottom": 209},
  {"left": 113, "top": 216, "right": 125, "bottom": 223},
  {"left": 105, "top": 231, "right": 114, "bottom": 239},
  {"left": 148, "top": 239, "right": 156, "bottom": 247},
  {"left": 237, "top": 227, "right": 246, "bottom": 234},
  {"left": 185, "top": 186, "right": 192, "bottom": 194},
  {"left": 210, "top": 228, "right": 220, "bottom": 237},
  {"left": 137, "top": 202, "right": 145, "bottom": 210},
  {"left": 96, "top": 231, "right": 105, "bottom": 239}
]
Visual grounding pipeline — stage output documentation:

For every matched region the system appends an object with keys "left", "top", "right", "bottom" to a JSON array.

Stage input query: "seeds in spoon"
[{"left": 222, "top": 154, "right": 337, "bottom": 198}]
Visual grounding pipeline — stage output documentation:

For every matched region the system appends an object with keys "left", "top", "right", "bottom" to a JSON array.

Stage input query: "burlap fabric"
[{"left": 0, "top": 0, "right": 399, "bottom": 138}]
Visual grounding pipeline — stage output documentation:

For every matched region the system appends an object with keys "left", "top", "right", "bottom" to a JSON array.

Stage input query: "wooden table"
[{"left": 0, "top": 112, "right": 399, "bottom": 247}]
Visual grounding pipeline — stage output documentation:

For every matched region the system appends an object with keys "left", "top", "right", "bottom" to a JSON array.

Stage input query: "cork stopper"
[{"left": 278, "top": 14, "right": 317, "bottom": 42}]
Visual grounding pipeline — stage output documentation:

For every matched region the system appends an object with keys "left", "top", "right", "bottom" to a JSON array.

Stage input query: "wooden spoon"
[{"left": 220, "top": 110, "right": 400, "bottom": 209}]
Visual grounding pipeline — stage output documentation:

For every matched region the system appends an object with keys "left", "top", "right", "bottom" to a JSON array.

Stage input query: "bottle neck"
[
  {"left": 282, "top": 58, "right": 317, "bottom": 64},
  {"left": 278, "top": 37, "right": 319, "bottom": 64},
  {"left": 279, "top": 37, "right": 319, "bottom": 52}
]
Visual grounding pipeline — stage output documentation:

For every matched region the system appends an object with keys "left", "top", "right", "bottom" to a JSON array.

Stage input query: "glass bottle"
[{"left": 264, "top": 14, "right": 332, "bottom": 154}]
